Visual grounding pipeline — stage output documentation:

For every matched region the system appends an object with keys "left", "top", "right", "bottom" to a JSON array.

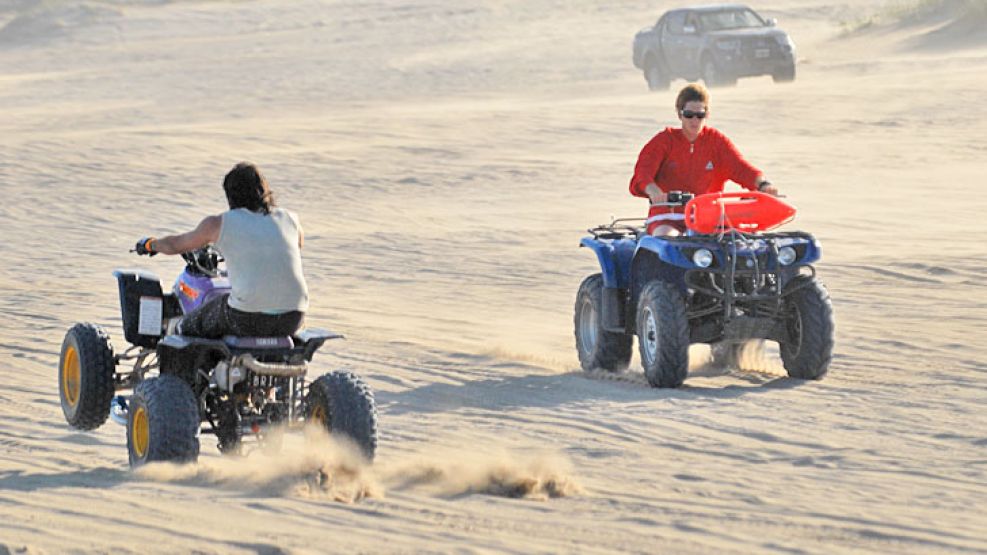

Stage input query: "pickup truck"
[{"left": 632, "top": 4, "right": 797, "bottom": 90}]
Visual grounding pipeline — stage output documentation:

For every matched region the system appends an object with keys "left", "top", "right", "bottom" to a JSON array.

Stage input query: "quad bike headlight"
[
  {"left": 778, "top": 246, "right": 797, "bottom": 266},
  {"left": 692, "top": 248, "right": 714, "bottom": 268}
]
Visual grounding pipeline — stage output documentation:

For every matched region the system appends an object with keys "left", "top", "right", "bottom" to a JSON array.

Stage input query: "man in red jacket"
[{"left": 630, "top": 83, "right": 779, "bottom": 235}]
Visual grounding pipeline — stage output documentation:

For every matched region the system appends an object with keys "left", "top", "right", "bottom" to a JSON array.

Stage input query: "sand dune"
[
  {"left": 842, "top": 0, "right": 987, "bottom": 50},
  {"left": 0, "top": 2, "right": 122, "bottom": 45},
  {"left": 1, "top": 0, "right": 986, "bottom": 553}
]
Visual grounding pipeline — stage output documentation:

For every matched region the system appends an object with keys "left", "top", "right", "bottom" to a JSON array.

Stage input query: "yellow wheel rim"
[
  {"left": 311, "top": 404, "right": 326, "bottom": 425},
  {"left": 131, "top": 407, "right": 149, "bottom": 458},
  {"left": 61, "top": 345, "right": 81, "bottom": 407}
]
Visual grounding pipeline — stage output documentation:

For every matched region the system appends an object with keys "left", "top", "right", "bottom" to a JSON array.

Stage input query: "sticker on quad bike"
[{"left": 137, "top": 296, "right": 163, "bottom": 336}]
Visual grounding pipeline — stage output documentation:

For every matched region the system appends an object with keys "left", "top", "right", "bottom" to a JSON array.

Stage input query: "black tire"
[
  {"left": 701, "top": 54, "right": 736, "bottom": 88},
  {"left": 127, "top": 374, "right": 200, "bottom": 467},
  {"left": 574, "top": 274, "right": 633, "bottom": 372},
  {"left": 711, "top": 340, "right": 768, "bottom": 371},
  {"left": 780, "top": 276, "right": 835, "bottom": 379},
  {"left": 58, "top": 323, "right": 116, "bottom": 430},
  {"left": 636, "top": 280, "right": 689, "bottom": 388},
  {"left": 643, "top": 56, "right": 670, "bottom": 91},
  {"left": 772, "top": 62, "right": 796, "bottom": 83},
  {"left": 306, "top": 372, "right": 378, "bottom": 461}
]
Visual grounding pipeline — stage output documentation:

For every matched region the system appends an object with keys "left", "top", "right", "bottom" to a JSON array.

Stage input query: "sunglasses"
[{"left": 680, "top": 110, "right": 707, "bottom": 119}]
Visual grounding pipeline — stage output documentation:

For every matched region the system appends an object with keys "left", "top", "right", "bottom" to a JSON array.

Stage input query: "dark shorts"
[{"left": 178, "top": 294, "right": 304, "bottom": 339}]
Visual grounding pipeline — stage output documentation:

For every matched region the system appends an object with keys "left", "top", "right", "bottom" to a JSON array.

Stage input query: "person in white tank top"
[{"left": 134, "top": 162, "right": 309, "bottom": 338}]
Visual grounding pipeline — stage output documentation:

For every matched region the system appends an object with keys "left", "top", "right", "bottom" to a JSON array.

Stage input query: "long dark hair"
[{"left": 223, "top": 162, "right": 274, "bottom": 214}]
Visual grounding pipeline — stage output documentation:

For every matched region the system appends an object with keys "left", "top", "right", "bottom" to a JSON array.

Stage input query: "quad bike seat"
[
  {"left": 222, "top": 329, "right": 344, "bottom": 362},
  {"left": 159, "top": 329, "right": 345, "bottom": 366}
]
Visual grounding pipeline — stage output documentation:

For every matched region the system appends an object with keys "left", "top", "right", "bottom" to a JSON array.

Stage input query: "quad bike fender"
[
  {"left": 579, "top": 237, "right": 636, "bottom": 289},
  {"left": 788, "top": 235, "right": 822, "bottom": 266},
  {"left": 155, "top": 330, "right": 343, "bottom": 381},
  {"left": 635, "top": 233, "right": 822, "bottom": 271},
  {"left": 773, "top": 235, "right": 823, "bottom": 288},
  {"left": 634, "top": 236, "right": 696, "bottom": 268},
  {"left": 295, "top": 328, "right": 344, "bottom": 361},
  {"left": 158, "top": 334, "right": 231, "bottom": 354}
]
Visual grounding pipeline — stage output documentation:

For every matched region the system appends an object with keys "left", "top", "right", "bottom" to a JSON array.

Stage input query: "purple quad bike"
[{"left": 57, "top": 246, "right": 378, "bottom": 467}]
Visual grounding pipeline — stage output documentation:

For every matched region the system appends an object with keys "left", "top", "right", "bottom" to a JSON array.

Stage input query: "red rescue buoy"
[{"left": 684, "top": 192, "right": 796, "bottom": 233}]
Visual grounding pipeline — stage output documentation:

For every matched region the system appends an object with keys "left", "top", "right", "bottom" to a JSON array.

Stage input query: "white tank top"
[{"left": 214, "top": 207, "right": 309, "bottom": 313}]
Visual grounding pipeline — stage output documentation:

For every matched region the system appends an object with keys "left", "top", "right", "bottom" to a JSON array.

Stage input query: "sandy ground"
[{"left": 1, "top": 0, "right": 986, "bottom": 553}]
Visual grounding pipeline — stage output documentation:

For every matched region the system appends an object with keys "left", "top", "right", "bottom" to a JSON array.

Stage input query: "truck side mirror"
[{"left": 767, "top": 18, "right": 778, "bottom": 27}]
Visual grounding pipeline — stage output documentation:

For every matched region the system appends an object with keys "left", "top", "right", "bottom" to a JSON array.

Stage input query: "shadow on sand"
[
  {"left": 0, "top": 466, "right": 128, "bottom": 492},
  {"left": 380, "top": 361, "right": 809, "bottom": 416}
]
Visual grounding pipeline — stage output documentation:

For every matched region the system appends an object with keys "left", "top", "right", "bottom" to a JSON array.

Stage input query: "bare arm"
[
  {"left": 644, "top": 183, "right": 667, "bottom": 204},
  {"left": 150, "top": 215, "right": 222, "bottom": 255}
]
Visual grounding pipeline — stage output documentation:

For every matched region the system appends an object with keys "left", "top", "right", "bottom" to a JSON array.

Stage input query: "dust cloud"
[{"left": 137, "top": 427, "right": 581, "bottom": 502}]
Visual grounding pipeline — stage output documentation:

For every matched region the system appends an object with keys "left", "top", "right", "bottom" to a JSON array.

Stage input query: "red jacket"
[{"left": 630, "top": 127, "right": 761, "bottom": 232}]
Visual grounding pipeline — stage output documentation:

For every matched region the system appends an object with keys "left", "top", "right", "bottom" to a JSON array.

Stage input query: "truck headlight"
[
  {"left": 778, "top": 246, "right": 797, "bottom": 266},
  {"left": 693, "top": 248, "right": 714, "bottom": 268}
]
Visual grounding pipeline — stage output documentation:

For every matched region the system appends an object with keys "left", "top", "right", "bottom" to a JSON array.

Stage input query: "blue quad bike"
[
  {"left": 58, "top": 246, "right": 378, "bottom": 467},
  {"left": 575, "top": 191, "right": 835, "bottom": 387}
]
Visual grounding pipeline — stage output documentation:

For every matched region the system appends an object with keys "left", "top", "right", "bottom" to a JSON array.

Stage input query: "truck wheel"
[
  {"left": 711, "top": 340, "right": 768, "bottom": 371},
  {"left": 780, "top": 276, "right": 834, "bottom": 379},
  {"left": 643, "top": 57, "right": 670, "bottom": 91},
  {"left": 306, "top": 372, "right": 378, "bottom": 461},
  {"left": 59, "top": 323, "right": 116, "bottom": 430},
  {"left": 127, "top": 374, "right": 200, "bottom": 467},
  {"left": 702, "top": 55, "right": 736, "bottom": 88},
  {"left": 636, "top": 281, "right": 689, "bottom": 388},
  {"left": 575, "top": 274, "right": 632, "bottom": 372},
  {"left": 772, "top": 62, "right": 796, "bottom": 83}
]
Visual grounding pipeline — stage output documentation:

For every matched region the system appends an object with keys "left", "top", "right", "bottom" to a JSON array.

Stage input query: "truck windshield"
[{"left": 698, "top": 9, "right": 765, "bottom": 31}]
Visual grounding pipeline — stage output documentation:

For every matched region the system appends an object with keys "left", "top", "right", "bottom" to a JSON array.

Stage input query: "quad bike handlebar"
[
  {"left": 180, "top": 245, "right": 224, "bottom": 277},
  {"left": 649, "top": 191, "right": 695, "bottom": 207},
  {"left": 129, "top": 241, "right": 225, "bottom": 277},
  {"left": 132, "top": 237, "right": 157, "bottom": 256}
]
